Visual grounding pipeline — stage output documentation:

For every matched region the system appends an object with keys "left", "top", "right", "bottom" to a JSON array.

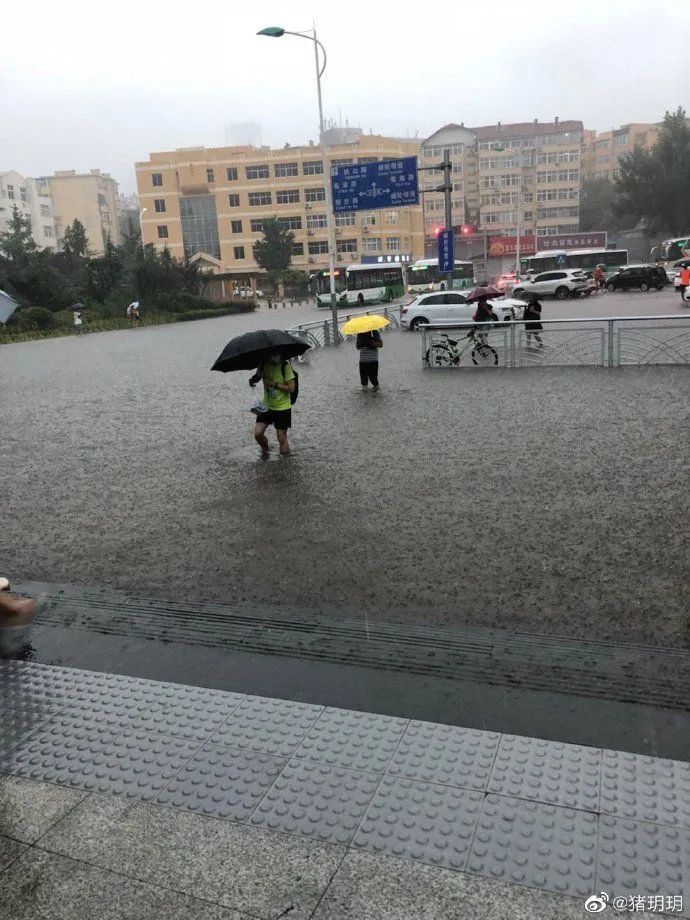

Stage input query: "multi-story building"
[
  {"left": 422, "top": 119, "right": 584, "bottom": 244},
  {"left": 585, "top": 123, "right": 661, "bottom": 182},
  {"left": 135, "top": 130, "right": 424, "bottom": 277},
  {"left": 0, "top": 171, "right": 58, "bottom": 250},
  {"left": 44, "top": 169, "right": 120, "bottom": 253}
]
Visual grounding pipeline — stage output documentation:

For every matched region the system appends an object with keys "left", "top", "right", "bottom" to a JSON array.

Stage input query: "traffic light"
[
  {"left": 460, "top": 225, "right": 472, "bottom": 236},
  {"left": 433, "top": 225, "right": 444, "bottom": 237}
]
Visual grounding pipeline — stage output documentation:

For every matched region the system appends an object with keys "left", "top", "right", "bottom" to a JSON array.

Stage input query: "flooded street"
[{"left": 2, "top": 304, "right": 688, "bottom": 647}]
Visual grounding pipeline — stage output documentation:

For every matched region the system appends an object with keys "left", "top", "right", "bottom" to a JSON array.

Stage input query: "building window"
[
  {"left": 331, "top": 158, "right": 353, "bottom": 167},
  {"left": 250, "top": 219, "right": 266, "bottom": 233},
  {"left": 274, "top": 162, "right": 298, "bottom": 178},
  {"left": 362, "top": 213, "right": 377, "bottom": 226},
  {"left": 292, "top": 242, "right": 304, "bottom": 256},
  {"left": 231, "top": 219, "right": 242, "bottom": 233},
  {"left": 307, "top": 213, "right": 327, "bottom": 230},
  {"left": 308, "top": 240, "right": 329, "bottom": 254},
  {"left": 228, "top": 193, "right": 240, "bottom": 207},
  {"left": 337, "top": 239, "right": 357, "bottom": 254},
  {"left": 385, "top": 211, "right": 399, "bottom": 224},
  {"left": 334, "top": 212, "right": 356, "bottom": 227},
  {"left": 6, "top": 185, "right": 14, "bottom": 199},
  {"left": 357, "top": 156, "right": 378, "bottom": 164},
  {"left": 363, "top": 238, "right": 380, "bottom": 252},
  {"left": 305, "top": 187, "right": 326, "bottom": 202},
  {"left": 277, "top": 216, "right": 302, "bottom": 230},
  {"left": 157, "top": 225, "right": 169, "bottom": 239},
  {"left": 226, "top": 167, "right": 238, "bottom": 181},
  {"left": 43, "top": 226, "right": 54, "bottom": 237},
  {"left": 248, "top": 192, "right": 272, "bottom": 206},
  {"left": 276, "top": 189, "right": 300, "bottom": 205},
  {"left": 20, "top": 187, "right": 27, "bottom": 202},
  {"left": 246, "top": 164, "right": 269, "bottom": 180},
  {"left": 613, "top": 134, "right": 629, "bottom": 147},
  {"left": 206, "top": 168, "right": 215, "bottom": 183},
  {"left": 233, "top": 246, "right": 245, "bottom": 259},
  {"left": 154, "top": 199, "right": 166, "bottom": 213},
  {"left": 179, "top": 194, "right": 220, "bottom": 259},
  {"left": 303, "top": 161, "right": 324, "bottom": 175},
  {"left": 386, "top": 237, "right": 401, "bottom": 251},
  {"left": 40, "top": 205, "right": 50, "bottom": 217},
  {"left": 152, "top": 173, "right": 163, "bottom": 187}
]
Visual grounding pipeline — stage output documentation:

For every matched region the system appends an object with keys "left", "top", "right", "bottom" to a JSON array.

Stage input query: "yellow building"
[
  {"left": 135, "top": 131, "right": 424, "bottom": 279},
  {"left": 585, "top": 123, "right": 661, "bottom": 182},
  {"left": 45, "top": 169, "right": 120, "bottom": 254}
]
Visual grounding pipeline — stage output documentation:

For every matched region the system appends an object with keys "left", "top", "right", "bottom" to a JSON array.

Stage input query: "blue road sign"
[
  {"left": 438, "top": 229, "right": 455, "bottom": 273},
  {"left": 330, "top": 156, "right": 418, "bottom": 213}
]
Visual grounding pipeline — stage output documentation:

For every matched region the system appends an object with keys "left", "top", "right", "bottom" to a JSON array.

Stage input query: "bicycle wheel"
[
  {"left": 471, "top": 343, "right": 498, "bottom": 366},
  {"left": 425, "top": 345, "right": 454, "bottom": 367}
]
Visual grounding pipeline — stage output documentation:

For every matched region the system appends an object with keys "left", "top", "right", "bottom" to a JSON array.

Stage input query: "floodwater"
[{"left": 1, "top": 302, "right": 688, "bottom": 647}]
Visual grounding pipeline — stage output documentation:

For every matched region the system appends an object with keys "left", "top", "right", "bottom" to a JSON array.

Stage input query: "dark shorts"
[{"left": 255, "top": 409, "right": 292, "bottom": 430}]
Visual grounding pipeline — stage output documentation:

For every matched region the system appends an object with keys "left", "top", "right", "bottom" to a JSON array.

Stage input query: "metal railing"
[
  {"left": 421, "top": 315, "right": 690, "bottom": 369},
  {"left": 288, "top": 305, "right": 402, "bottom": 361}
]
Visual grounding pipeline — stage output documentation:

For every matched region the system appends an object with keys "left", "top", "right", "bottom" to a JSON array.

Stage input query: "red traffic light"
[
  {"left": 460, "top": 225, "right": 472, "bottom": 235},
  {"left": 433, "top": 225, "right": 444, "bottom": 237}
]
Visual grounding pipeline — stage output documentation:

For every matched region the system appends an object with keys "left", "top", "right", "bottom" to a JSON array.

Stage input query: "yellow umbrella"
[{"left": 341, "top": 314, "right": 391, "bottom": 335}]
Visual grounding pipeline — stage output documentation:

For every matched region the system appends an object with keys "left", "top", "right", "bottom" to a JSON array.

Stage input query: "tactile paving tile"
[
  {"left": 156, "top": 741, "right": 285, "bottom": 820},
  {"left": 487, "top": 734, "right": 602, "bottom": 810},
  {"left": 352, "top": 775, "right": 484, "bottom": 870},
  {"left": 387, "top": 721, "right": 500, "bottom": 791},
  {"left": 0, "top": 701, "right": 64, "bottom": 757},
  {"left": 133, "top": 691, "right": 245, "bottom": 743},
  {"left": 210, "top": 696, "right": 323, "bottom": 757},
  {"left": 250, "top": 758, "right": 381, "bottom": 844},
  {"left": 294, "top": 708, "right": 408, "bottom": 773},
  {"left": 597, "top": 816, "right": 690, "bottom": 912},
  {"left": 466, "top": 794, "right": 597, "bottom": 899},
  {"left": 600, "top": 750, "right": 690, "bottom": 829}
]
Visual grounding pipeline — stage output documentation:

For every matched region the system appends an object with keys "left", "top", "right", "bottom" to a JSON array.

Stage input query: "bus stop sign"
[
  {"left": 438, "top": 229, "right": 455, "bottom": 273},
  {"left": 330, "top": 157, "right": 419, "bottom": 213}
]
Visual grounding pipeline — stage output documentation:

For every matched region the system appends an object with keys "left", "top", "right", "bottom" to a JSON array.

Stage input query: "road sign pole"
[{"left": 443, "top": 149, "right": 452, "bottom": 242}]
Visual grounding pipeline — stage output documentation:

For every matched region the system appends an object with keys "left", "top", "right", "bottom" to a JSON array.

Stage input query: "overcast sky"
[{"left": 2, "top": 0, "right": 689, "bottom": 194}]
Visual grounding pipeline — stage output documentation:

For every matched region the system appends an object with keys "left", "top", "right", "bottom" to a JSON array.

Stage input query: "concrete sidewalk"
[{"left": 1, "top": 661, "right": 688, "bottom": 918}]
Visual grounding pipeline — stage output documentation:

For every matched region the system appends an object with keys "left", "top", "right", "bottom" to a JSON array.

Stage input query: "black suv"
[{"left": 606, "top": 264, "right": 667, "bottom": 292}]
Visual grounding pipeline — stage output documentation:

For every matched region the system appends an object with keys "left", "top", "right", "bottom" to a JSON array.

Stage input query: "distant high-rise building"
[
  {"left": 0, "top": 171, "right": 57, "bottom": 250},
  {"left": 224, "top": 123, "right": 262, "bottom": 148},
  {"left": 135, "top": 134, "right": 424, "bottom": 276},
  {"left": 44, "top": 169, "right": 120, "bottom": 253},
  {"left": 584, "top": 123, "right": 661, "bottom": 183}
]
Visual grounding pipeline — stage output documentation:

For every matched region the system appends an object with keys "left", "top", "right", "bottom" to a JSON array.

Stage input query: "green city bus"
[
  {"left": 406, "top": 258, "right": 475, "bottom": 293},
  {"left": 519, "top": 248, "right": 628, "bottom": 278},
  {"left": 313, "top": 263, "right": 406, "bottom": 307}
]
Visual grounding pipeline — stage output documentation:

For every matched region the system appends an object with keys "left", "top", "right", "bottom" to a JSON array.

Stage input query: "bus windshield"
[
  {"left": 653, "top": 237, "right": 690, "bottom": 265},
  {"left": 310, "top": 269, "right": 346, "bottom": 296}
]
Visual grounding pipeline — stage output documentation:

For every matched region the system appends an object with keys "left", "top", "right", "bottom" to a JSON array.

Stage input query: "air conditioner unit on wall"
[{"left": 308, "top": 257, "right": 315, "bottom": 263}]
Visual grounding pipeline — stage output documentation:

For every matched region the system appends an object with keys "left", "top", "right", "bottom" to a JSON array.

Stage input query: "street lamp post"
[{"left": 258, "top": 25, "right": 339, "bottom": 343}]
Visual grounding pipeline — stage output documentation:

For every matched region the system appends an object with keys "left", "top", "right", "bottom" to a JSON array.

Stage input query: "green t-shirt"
[{"left": 261, "top": 361, "right": 295, "bottom": 411}]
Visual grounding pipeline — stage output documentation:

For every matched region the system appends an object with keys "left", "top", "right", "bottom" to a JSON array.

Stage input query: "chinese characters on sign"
[
  {"left": 330, "top": 156, "right": 419, "bottom": 213},
  {"left": 438, "top": 229, "right": 455, "bottom": 273},
  {"left": 540, "top": 232, "right": 607, "bottom": 250},
  {"left": 488, "top": 236, "right": 537, "bottom": 257}
]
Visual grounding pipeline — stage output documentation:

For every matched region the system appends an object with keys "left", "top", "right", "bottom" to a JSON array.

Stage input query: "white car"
[
  {"left": 511, "top": 269, "right": 593, "bottom": 300},
  {"left": 400, "top": 291, "right": 523, "bottom": 331}
]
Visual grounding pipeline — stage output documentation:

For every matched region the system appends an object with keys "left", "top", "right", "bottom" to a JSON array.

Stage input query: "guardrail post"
[
  {"left": 607, "top": 319, "right": 614, "bottom": 367},
  {"left": 323, "top": 321, "right": 331, "bottom": 347},
  {"left": 509, "top": 322, "right": 516, "bottom": 368}
]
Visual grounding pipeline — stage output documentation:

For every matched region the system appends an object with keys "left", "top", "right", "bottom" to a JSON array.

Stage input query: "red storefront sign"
[
  {"left": 488, "top": 236, "right": 536, "bottom": 257},
  {"left": 538, "top": 232, "right": 607, "bottom": 251}
]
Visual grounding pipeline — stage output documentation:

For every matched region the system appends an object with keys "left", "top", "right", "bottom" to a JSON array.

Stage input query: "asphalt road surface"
[{"left": 2, "top": 288, "right": 688, "bottom": 647}]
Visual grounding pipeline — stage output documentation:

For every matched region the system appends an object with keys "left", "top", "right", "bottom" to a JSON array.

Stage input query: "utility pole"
[
  {"left": 515, "top": 167, "right": 522, "bottom": 274},
  {"left": 442, "top": 148, "right": 452, "bottom": 241}
]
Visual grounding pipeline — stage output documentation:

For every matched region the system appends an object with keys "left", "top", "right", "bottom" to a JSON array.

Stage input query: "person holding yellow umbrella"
[{"left": 341, "top": 314, "right": 390, "bottom": 391}]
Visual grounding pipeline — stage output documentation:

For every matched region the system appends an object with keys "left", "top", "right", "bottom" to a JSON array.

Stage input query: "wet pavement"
[{"left": 1, "top": 293, "right": 688, "bottom": 649}]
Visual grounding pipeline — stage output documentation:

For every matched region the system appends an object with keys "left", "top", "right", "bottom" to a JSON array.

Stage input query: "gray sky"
[{"left": 2, "top": 0, "right": 689, "bottom": 194}]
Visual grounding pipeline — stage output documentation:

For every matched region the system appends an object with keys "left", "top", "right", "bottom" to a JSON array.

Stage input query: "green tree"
[
  {"left": 615, "top": 107, "right": 690, "bottom": 235},
  {"left": 253, "top": 218, "right": 294, "bottom": 287},
  {"left": 0, "top": 207, "right": 37, "bottom": 262},
  {"left": 61, "top": 219, "right": 90, "bottom": 257},
  {"left": 87, "top": 236, "right": 123, "bottom": 302}
]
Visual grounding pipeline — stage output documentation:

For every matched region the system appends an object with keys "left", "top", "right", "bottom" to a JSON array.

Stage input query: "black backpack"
[{"left": 282, "top": 361, "right": 299, "bottom": 404}]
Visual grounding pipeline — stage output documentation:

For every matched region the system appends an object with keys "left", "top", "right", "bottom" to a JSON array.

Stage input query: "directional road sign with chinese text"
[
  {"left": 330, "top": 157, "right": 419, "bottom": 213},
  {"left": 438, "top": 229, "right": 455, "bottom": 273}
]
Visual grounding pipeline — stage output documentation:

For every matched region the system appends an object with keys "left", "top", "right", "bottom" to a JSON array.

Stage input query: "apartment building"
[
  {"left": 135, "top": 130, "right": 424, "bottom": 276},
  {"left": 585, "top": 123, "right": 660, "bottom": 182},
  {"left": 0, "top": 171, "right": 58, "bottom": 250},
  {"left": 45, "top": 169, "right": 120, "bottom": 253},
  {"left": 422, "top": 119, "right": 584, "bottom": 242}
]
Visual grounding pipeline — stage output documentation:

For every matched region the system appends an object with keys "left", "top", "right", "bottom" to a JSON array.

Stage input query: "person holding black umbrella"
[{"left": 249, "top": 354, "right": 296, "bottom": 456}]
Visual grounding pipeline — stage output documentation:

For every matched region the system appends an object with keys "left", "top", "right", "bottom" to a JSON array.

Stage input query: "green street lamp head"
[{"left": 257, "top": 26, "right": 285, "bottom": 37}]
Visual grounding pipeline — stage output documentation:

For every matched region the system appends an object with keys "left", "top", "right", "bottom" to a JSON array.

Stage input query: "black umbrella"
[
  {"left": 211, "top": 329, "right": 310, "bottom": 373},
  {"left": 465, "top": 285, "right": 502, "bottom": 303}
]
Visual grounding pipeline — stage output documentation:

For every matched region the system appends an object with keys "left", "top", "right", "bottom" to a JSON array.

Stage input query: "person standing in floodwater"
[{"left": 356, "top": 330, "right": 383, "bottom": 390}]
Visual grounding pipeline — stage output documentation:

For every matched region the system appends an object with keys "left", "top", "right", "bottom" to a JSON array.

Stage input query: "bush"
[
  {"left": 9, "top": 306, "right": 56, "bottom": 331},
  {"left": 152, "top": 292, "right": 217, "bottom": 314}
]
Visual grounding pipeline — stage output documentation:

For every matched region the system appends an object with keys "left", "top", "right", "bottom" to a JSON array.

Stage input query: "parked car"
[
  {"left": 235, "top": 286, "right": 265, "bottom": 298},
  {"left": 605, "top": 265, "right": 667, "bottom": 292},
  {"left": 495, "top": 273, "right": 518, "bottom": 292},
  {"left": 511, "top": 269, "right": 592, "bottom": 300},
  {"left": 400, "top": 292, "right": 523, "bottom": 331}
]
